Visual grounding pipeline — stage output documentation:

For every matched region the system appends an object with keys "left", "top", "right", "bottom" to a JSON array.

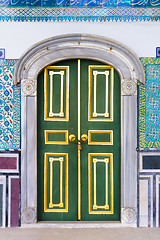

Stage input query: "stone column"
[
  {"left": 21, "top": 79, "right": 37, "bottom": 224},
  {"left": 121, "top": 79, "right": 137, "bottom": 226}
]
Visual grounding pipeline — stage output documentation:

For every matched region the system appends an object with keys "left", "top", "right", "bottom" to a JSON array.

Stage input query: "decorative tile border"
[
  {"left": 1, "top": 0, "right": 160, "bottom": 7},
  {"left": 0, "top": 8, "right": 160, "bottom": 22},
  {"left": 139, "top": 58, "right": 160, "bottom": 149},
  {"left": 0, "top": 60, "right": 18, "bottom": 67}
]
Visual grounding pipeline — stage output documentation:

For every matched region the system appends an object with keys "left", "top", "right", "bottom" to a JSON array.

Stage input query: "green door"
[{"left": 37, "top": 59, "right": 121, "bottom": 221}]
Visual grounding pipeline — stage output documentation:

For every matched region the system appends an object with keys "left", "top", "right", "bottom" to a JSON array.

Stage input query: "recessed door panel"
[
  {"left": 37, "top": 60, "right": 78, "bottom": 221},
  {"left": 37, "top": 59, "right": 121, "bottom": 221}
]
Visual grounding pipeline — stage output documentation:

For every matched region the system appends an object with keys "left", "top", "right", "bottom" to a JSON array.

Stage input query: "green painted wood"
[
  {"left": 80, "top": 60, "right": 120, "bottom": 220},
  {"left": 37, "top": 60, "right": 78, "bottom": 221},
  {"left": 37, "top": 59, "right": 121, "bottom": 221}
]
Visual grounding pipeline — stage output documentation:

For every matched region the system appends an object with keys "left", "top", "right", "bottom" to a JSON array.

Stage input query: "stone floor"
[{"left": 0, "top": 228, "right": 160, "bottom": 240}]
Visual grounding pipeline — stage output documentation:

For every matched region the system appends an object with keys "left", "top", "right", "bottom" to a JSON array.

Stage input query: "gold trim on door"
[
  {"left": 88, "top": 130, "right": 113, "bottom": 145},
  {"left": 88, "top": 66, "right": 114, "bottom": 122},
  {"left": 88, "top": 153, "right": 114, "bottom": 214},
  {"left": 45, "top": 130, "right": 69, "bottom": 145},
  {"left": 44, "top": 66, "right": 69, "bottom": 121},
  {"left": 78, "top": 59, "right": 81, "bottom": 220},
  {"left": 44, "top": 153, "right": 68, "bottom": 212}
]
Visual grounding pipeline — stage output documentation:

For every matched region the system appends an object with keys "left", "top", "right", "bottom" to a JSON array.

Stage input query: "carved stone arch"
[{"left": 15, "top": 34, "right": 145, "bottom": 226}]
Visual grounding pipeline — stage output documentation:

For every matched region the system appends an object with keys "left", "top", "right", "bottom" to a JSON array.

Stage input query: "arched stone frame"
[{"left": 14, "top": 34, "right": 145, "bottom": 226}]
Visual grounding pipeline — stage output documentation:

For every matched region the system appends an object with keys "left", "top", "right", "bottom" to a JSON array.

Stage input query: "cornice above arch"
[{"left": 14, "top": 34, "right": 145, "bottom": 85}]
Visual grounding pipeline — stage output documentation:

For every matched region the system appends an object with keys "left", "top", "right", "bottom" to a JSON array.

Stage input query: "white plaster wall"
[{"left": 0, "top": 21, "right": 159, "bottom": 59}]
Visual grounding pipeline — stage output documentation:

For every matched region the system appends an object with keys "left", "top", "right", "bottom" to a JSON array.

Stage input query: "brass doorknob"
[
  {"left": 81, "top": 134, "right": 88, "bottom": 142},
  {"left": 69, "top": 134, "right": 76, "bottom": 142}
]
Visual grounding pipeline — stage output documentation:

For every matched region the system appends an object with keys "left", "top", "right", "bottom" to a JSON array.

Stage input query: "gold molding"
[
  {"left": 93, "top": 158, "right": 109, "bottom": 210},
  {"left": 88, "top": 65, "right": 114, "bottom": 122},
  {"left": 93, "top": 70, "right": 109, "bottom": 118},
  {"left": 49, "top": 71, "right": 64, "bottom": 117},
  {"left": 88, "top": 153, "right": 114, "bottom": 214},
  {"left": 88, "top": 130, "right": 113, "bottom": 145},
  {"left": 45, "top": 130, "right": 68, "bottom": 145},
  {"left": 49, "top": 157, "right": 64, "bottom": 208},
  {"left": 44, "top": 153, "right": 68, "bottom": 212},
  {"left": 44, "top": 66, "right": 69, "bottom": 121},
  {"left": 78, "top": 59, "right": 81, "bottom": 221}
]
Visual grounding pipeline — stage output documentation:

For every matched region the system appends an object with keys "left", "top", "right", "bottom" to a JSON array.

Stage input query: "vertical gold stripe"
[
  {"left": 44, "top": 68, "right": 47, "bottom": 120},
  {"left": 105, "top": 160, "right": 108, "bottom": 207},
  {"left": 44, "top": 153, "right": 47, "bottom": 211},
  {"left": 49, "top": 158, "right": 53, "bottom": 206},
  {"left": 78, "top": 59, "right": 81, "bottom": 220},
  {"left": 93, "top": 160, "right": 97, "bottom": 207},
  {"left": 88, "top": 154, "right": 91, "bottom": 214},
  {"left": 88, "top": 66, "right": 91, "bottom": 121},
  {"left": 93, "top": 71, "right": 97, "bottom": 116},
  {"left": 105, "top": 72, "right": 109, "bottom": 116},
  {"left": 66, "top": 154, "right": 68, "bottom": 212},
  {"left": 110, "top": 154, "right": 114, "bottom": 213},
  {"left": 60, "top": 159, "right": 63, "bottom": 205},
  {"left": 60, "top": 72, "right": 64, "bottom": 115},
  {"left": 111, "top": 68, "right": 114, "bottom": 121},
  {"left": 49, "top": 72, "right": 53, "bottom": 117}
]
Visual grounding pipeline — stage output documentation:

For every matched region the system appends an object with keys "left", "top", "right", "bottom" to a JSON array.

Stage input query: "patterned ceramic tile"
[
  {"left": 0, "top": 58, "right": 160, "bottom": 150},
  {"left": 0, "top": 60, "right": 20, "bottom": 150},
  {"left": 146, "top": 65, "right": 160, "bottom": 142},
  {"left": 139, "top": 58, "right": 160, "bottom": 148},
  {"left": 0, "top": 7, "right": 160, "bottom": 22},
  {"left": 0, "top": 0, "right": 160, "bottom": 7},
  {"left": 0, "top": 60, "right": 18, "bottom": 67}
]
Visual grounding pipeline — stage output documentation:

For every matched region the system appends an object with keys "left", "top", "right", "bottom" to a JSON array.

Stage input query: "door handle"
[
  {"left": 69, "top": 134, "right": 88, "bottom": 143},
  {"left": 81, "top": 134, "right": 88, "bottom": 142},
  {"left": 69, "top": 134, "right": 76, "bottom": 142},
  {"left": 69, "top": 134, "right": 88, "bottom": 144}
]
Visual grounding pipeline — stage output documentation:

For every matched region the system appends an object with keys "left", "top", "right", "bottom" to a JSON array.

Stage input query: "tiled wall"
[
  {"left": 138, "top": 58, "right": 160, "bottom": 227},
  {"left": 0, "top": 60, "right": 20, "bottom": 150},
  {"left": 139, "top": 58, "right": 160, "bottom": 148},
  {"left": 1, "top": 3, "right": 160, "bottom": 22},
  {"left": 0, "top": 60, "right": 20, "bottom": 227},
  {"left": 0, "top": 58, "right": 160, "bottom": 227}
]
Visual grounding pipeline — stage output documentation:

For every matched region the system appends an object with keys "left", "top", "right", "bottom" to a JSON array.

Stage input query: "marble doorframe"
[{"left": 14, "top": 34, "right": 145, "bottom": 226}]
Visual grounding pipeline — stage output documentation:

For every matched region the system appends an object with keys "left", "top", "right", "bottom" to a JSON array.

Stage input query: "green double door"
[{"left": 37, "top": 59, "right": 121, "bottom": 221}]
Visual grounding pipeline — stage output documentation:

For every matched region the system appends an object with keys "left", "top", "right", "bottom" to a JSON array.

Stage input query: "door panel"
[
  {"left": 37, "top": 60, "right": 78, "bottom": 221},
  {"left": 37, "top": 59, "right": 121, "bottom": 221},
  {"left": 88, "top": 153, "right": 113, "bottom": 214},
  {"left": 80, "top": 60, "right": 120, "bottom": 220}
]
